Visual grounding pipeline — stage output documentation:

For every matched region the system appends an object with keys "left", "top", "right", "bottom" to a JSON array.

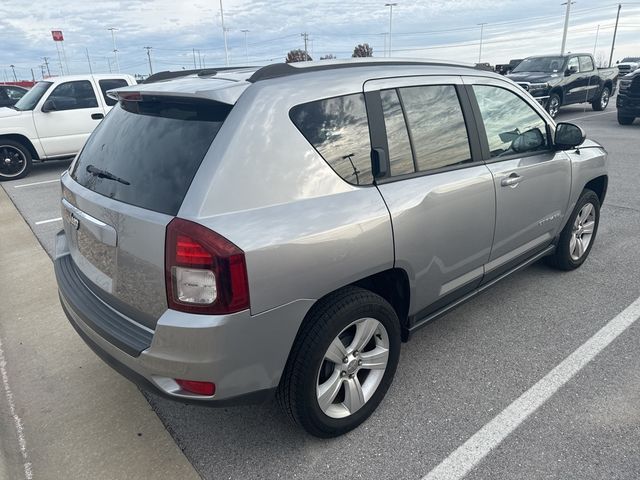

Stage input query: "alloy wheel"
[
  {"left": 570, "top": 202, "right": 596, "bottom": 261},
  {"left": 316, "top": 317, "right": 389, "bottom": 419},
  {"left": 0, "top": 145, "right": 27, "bottom": 178},
  {"left": 548, "top": 97, "right": 560, "bottom": 118},
  {"left": 601, "top": 89, "right": 610, "bottom": 109}
]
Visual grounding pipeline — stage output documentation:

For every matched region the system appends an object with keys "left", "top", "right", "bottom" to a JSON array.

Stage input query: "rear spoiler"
[{"left": 143, "top": 67, "right": 258, "bottom": 84}]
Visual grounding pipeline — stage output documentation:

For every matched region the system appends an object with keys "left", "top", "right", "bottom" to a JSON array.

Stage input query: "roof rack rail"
[
  {"left": 247, "top": 60, "right": 481, "bottom": 83},
  {"left": 144, "top": 66, "right": 257, "bottom": 84}
]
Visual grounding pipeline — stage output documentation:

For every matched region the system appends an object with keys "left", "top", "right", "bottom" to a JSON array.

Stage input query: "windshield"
[
  {"left": 512, "top": 57, "right": 565, "bottom": 73},
  {"left": 13, "top": 82, "right": 52, "bottom": 110}
]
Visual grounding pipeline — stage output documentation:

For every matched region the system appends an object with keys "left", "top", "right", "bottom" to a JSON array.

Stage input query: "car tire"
[
  {"left": 592, "top": 87, "right": 611, "bottom": 111},
  {"left": 547, "top": 189, "right": 600, "bottom": 271},
  {"left": 0, "top": 140, "right": 32, "bottom": 181},
  {"left": 277, "top": 286, "right": 401, "bottom": 438},
  {"left": 617, "top": 112, "right": 635, "bottom": 125},
  {"left": 546, "top": 93, "right": 561, "bottom": 119}
]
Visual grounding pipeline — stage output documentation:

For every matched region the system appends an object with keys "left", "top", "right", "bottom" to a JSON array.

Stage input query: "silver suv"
[{"left": 54, "top": 59, "right": 607, "bottom": 437}]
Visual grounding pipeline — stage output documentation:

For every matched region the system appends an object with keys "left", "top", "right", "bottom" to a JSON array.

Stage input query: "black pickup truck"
[
  {"left": 617, "top": 69, "right": 640, "bottom": 125},
  {"left": 507, "top": 53, "right": 618, "bottom": 118}
]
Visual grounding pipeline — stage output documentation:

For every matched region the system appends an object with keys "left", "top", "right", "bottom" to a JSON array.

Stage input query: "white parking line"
[
  {"left": 562, "top": 110, "right": 616, "bottom": 122},
  {"left": 34, "top": 217, "right": 62, "bottom": 226},
  {"left": 0, "top": 335, "right": 33, "bottom": 480},
  {"left": 422, "top": 295, "right": 640, "bottom": 480},
  {"left": 13, "top": 179, "right": 59, "bottom": 189}
]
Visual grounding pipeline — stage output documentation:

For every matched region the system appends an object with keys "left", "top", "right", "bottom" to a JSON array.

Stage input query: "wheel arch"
[
  {"left": 550, "top": 86, "right": 564, "bottom": 103},
  {"left": 584, "top": 175, "right": 608, "bottom": 204},
  {"left": 0, "top": 134, "right": 40, "bottom": 160}
]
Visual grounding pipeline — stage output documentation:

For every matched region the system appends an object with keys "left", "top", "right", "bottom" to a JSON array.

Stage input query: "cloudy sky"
[{"left": 1, "top": 0, "right": 639, "bottom": 80}]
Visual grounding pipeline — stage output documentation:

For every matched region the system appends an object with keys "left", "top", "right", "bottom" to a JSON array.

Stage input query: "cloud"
[{"left": 0, "top": 0, "right": 638, "bottom": 79}]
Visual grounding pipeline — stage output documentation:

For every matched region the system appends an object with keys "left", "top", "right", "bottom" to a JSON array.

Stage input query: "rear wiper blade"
[{"left": 86, "top": 164, "right": 130, "bottom": 185}]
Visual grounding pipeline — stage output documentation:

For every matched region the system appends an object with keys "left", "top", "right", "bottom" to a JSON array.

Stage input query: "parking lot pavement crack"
[{"left": 603, "top": 203, "right": 640, "bottom": 214}]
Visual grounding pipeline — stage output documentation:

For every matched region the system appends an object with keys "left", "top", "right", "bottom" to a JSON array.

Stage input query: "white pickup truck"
[{"left": 0, "top": 74, "right": 136, "bottom": 180}]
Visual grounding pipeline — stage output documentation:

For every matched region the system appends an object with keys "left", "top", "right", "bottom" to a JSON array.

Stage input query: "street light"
[
  {"left": 219, "top": 0, "right": 229, "bottom": 66},
  {"left": 241, "top": 29, "right": 249, "bottom": 64},
  {"left": 385, "top": 3, "right": 397, "bottom": 57},
  {"left": 560, "top": 1, "right": 575, "bottom": 56},
  {"left": 9, "top": 64, "right": 17, "bottom": 82},
  {"left": 108, "top": 27, "right": 120, "bottom": 72},
  {"left": 144, "top": 46, "right": 153, "bottom": 75},
  {"left": 478, "top": 23, "right": 488, "bottom": 63}
]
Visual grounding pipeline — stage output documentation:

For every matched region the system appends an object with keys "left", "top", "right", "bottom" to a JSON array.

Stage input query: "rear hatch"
[{"left": 61, "top": 93, "right": 232, "bottom": 329}]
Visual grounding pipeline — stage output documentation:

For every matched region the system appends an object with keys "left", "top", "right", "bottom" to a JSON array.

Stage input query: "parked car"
[
  {"left": 0, "top": 85, "right": 28, "bottom": 108},
  {"left": 617, "top": 69, "right": 640, "bottom": 124},
  {"left": 0, "top": 74, "right": 136, "bottom": 180},
  {"left": 54, "top": 59, "right": 607, "bottom": 437},
  {"left": 495, "top": 58, "right": 523, "bottom": 75},
  {"left": 507, "top": 53, "right": 618, "bottom": 118},
  {"left": 617, "top": 57, "right": 640, "bottom": 76}
]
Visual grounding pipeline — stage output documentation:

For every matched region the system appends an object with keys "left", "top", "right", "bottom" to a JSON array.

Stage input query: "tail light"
[{"left": 165, "top": 218, "right": 249, "bottom": 315}]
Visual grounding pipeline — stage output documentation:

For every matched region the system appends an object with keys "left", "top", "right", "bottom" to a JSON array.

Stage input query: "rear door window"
[
  {"left": 290, "top": 93, "right": 373, "bottom": 186},
  {"left": 399, "top": 85, "right": 472, "bottom": 172},
  {"left": 47, "top": 80, "right": 98, "bottom": 110},
  {"left": 380, "top": 89, "right": 415, "bottom": 176},
  {"left": 71, "top": 97, "right": 231, "bottom": 215},
  {"left": 99, "top": 79, "right": 129, "bottom": 106}
]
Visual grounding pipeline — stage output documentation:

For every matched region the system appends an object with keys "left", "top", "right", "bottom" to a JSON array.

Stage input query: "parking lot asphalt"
[{"left": 1, "top": 103, "right": 639, "bottom": 480}]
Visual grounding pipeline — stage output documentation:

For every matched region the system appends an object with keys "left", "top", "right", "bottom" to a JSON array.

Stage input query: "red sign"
[{"left": 51, "top": 30, "right": 64, "bottom": 42}]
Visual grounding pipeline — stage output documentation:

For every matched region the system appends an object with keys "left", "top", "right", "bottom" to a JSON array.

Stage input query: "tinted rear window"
[
  {"left": 71, "top": 98, "right": 230, "bottom": 215},
  {"left": 290, "top": 93, "right": 373, "bottom": 186}
]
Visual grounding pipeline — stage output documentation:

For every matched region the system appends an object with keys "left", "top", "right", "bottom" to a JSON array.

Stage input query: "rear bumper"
[{"left": 54, "top": 231, "right": 314, "bottom": 405}]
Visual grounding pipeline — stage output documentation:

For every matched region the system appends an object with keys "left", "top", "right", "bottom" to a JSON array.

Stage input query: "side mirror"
[
  {"left": 41, "top": 99, "right": 56, "bottom": 112},
  {"left": 555, "top": 122, "right": 586, "bottom": 150},
  {"left": 565, "top": 66, "right": 578, "bottom": 76},
  {"left": 512, "top": 128, "right": 546, "bottom": 154}
]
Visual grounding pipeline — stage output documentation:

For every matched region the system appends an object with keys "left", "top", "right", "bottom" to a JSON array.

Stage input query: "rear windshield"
[{"left": 71, "top": 97, "right": 230, "bottom": 215}]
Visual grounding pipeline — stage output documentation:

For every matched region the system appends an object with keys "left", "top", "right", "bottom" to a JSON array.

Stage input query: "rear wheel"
[
  {"left": 592, "top": 87, "right": 611, "bottom": 111},
  {"left": 546, "top": 93, "right": 561, "bottom": 119},
  {"left": 547, "top": 189, "right": 600, "bottom": 271},
  {"left": 617, "top": 112, "right": 635, "bottom": 125},
  {"left": 277, "top": 287, "right": 401, "bottom": 438},
  {"left": 0, "top": 140, "right": 32, "bottom": 181}
]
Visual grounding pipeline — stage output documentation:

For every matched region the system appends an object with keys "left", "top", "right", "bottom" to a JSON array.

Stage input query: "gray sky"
[{"left": 1, "top": 0, "right": 639, "bottom": 80}]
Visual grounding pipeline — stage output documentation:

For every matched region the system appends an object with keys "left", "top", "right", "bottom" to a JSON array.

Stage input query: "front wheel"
[
  {"left": 546, "top": 93, "right": 561, "bottom": 119},
  {"left": 617, "top": 112, "right": 635, "bottom": 125},
  {"left": 547, "top": 189, "right": 600, "bottom": 271},
  {"left": 0, "top": 140, "right": 32, "bottom": 181},
  {"left": 277, "top": 287, "right": 401, "bottom": 438},
  {"left": 592, "top": 87, "right": 611, "bottom": 111}
]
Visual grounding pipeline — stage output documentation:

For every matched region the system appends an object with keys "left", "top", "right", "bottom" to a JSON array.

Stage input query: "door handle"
[
  {"left": 91, "top": 113, "right": 104, "bottom": 120},
  {"left": 501, "top": 173, "right": 522, "bottom": 188}
]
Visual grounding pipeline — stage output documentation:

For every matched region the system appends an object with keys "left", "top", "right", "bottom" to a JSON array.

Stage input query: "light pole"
[
  {"left": 9, "top": 65, "right": 17, "bottom": 82},
  {"left": 478, "top": 23, "right": 488, "bottom": 63},
  {"left": 609, "top": 3, "right": 622, "bottom": 67},
  {"left": 560, "top": 1, "right": 575, "bottom": 55},
  {"left": 108, "top": 27, "right": 120, "bottom": 72},
  {"left": 219, "top": 0, "right": 229, "bottom": 66},
  {"left": 144, "top": 46, "right": 153, "bottom": 75},
  {"left": 385, "top": 3, "right": 397, "bottom": 57},
  {"left": 241, "top": 29, "right": 249, "bottom": 64},
  {"left": 593, "top": 24, "right": 600, "bottom": 56}
]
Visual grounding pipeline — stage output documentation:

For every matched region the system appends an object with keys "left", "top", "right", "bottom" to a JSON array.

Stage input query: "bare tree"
[
  {"left": 594, "top": 51, "right": 608, "bottom": 68},
  {"left": 320, "top": 54, "right": 336, "bottom": 60},
  {"left": 286, "top": 49, "right": 312, "bottom": 63},
  {"left": 352, "top": 43, "right": 373, "bottom": 58}
]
